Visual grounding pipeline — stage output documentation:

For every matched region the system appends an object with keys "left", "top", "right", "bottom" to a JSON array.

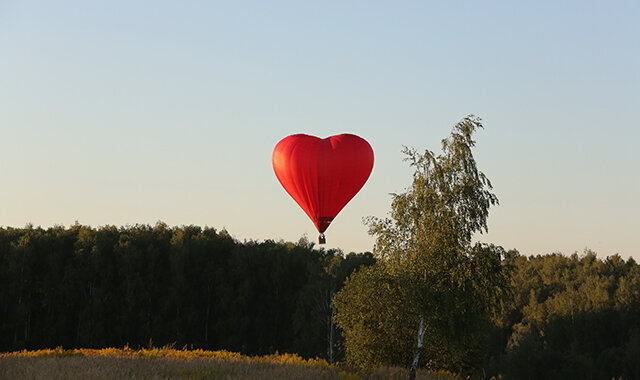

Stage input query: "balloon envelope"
[{"left": 272, "top": 134, "right": 374, "bottom": 235}]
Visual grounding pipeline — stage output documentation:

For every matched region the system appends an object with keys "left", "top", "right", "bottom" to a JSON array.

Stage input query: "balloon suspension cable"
[{"left": 318, "top": 233, "right": 326, "bottom": 245}]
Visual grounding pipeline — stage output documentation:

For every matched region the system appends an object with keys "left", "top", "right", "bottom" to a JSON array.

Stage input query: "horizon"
[{"left": 0, "top": 221, "right": 632, "bottom": 262}]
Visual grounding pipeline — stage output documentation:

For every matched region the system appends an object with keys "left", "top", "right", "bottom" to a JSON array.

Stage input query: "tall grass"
[{"left": 0, "top": 347, "right": 462, "bottom": 380}]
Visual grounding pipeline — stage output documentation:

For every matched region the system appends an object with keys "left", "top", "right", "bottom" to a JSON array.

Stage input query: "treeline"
[
  {"left": 2, "top": 224, "right": 640, "bottom": 379},
  {"left": 0, "top": 223, "right": 374, "bottom": 359},
  {"left": 488, "top": 251, "right": 640, "bottom": 379}
]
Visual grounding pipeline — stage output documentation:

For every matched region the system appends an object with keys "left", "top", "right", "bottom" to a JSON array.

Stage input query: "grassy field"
[{"left": 0, "top": 347, "right": 462, "bottom": 380}]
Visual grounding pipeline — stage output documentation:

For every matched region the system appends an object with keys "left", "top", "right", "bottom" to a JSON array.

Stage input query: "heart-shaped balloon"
[{"left": 272, "top": 134, "right": 374, "bottom": 241}]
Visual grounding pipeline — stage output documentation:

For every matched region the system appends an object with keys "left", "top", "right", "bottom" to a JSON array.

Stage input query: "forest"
[
  {"left": 0, "top": 224, "right": 638, "bottom": 379},
  {"left": 489, "top": 250, "right": 640, "bottom": 379},
  {"left": 0, "top": 223, "right": 374, "bottom": 360}
]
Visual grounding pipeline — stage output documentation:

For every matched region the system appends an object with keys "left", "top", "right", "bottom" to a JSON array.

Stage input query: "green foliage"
[
  {"left": 1, "top": 223, "right": 638, "bottom": 379},
  {"left": 334, "top": 265, "right": 418, "bottom": 369},
  {"left": 0, "top": 224, "right": 373, "bottom": 360},
  {"left": 334, "top": 116, "right": 509, "bottom": 375},
  {"left": 292, "top": 249, "right": 375, "bottom": 360},
  {"left": 487, "top": 251, "right": 640, "bottom": 379}
]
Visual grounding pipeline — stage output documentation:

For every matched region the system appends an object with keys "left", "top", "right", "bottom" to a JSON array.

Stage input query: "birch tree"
[{"left": 334, "top": 116, "right": 509, "bottom": 377}]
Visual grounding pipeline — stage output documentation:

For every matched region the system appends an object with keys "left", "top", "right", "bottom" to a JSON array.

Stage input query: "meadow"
[{"left": 0, "top": 347, "right": 462, "bottom": 380}]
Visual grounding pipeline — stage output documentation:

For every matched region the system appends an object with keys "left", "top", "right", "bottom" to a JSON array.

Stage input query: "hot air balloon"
[{"left": 272, "top": 133, "right": 374, "bottom": 244}]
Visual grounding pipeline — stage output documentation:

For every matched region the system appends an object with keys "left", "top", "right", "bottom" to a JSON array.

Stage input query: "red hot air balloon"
[{"left": 272, "top": 134, "right": 374, "bottom": 244}]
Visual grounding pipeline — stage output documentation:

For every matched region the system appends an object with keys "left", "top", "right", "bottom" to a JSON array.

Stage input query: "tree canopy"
[
  {"left": 334, "top": 116, "right": 510, "bottom": 376},
  {"left": 488, "top": 251, "right": 640, "bottom": 379},
  {"left": 0, "top": 223, "right": 374, "bottom": 358}
]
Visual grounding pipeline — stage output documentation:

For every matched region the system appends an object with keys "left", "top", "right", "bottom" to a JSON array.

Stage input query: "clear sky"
[{"left": 1, "top": 1, "right": 638, "bottom": 259}]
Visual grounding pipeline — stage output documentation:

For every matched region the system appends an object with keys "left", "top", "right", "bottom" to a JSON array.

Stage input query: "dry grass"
[{"left": 0, "top": 348, "right": 462, "bottom": 380}]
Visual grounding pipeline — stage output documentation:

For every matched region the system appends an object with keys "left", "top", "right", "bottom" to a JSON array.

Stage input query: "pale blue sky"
[{"left": 1, "top": 1, "right": 638, "bottom": 259}]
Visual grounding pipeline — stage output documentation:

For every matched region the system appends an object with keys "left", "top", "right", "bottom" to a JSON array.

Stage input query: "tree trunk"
[
  {"left": 147, "top": 296, "right": 152, "bottom": 337},
  {"left": 24, "top": 311, "right": 29, "bottom": 343},
  {"left": 205, "top": 285, "right": 211, "bottom": 343},
  {"left": 327, "top": 291, "right": 335, "bottom": 363},
  {"left": 176, "top": 304, "right": 180, "bottom": 341},
  {"left": 409, "top": 316, "right": 426, "bottom": 380}
]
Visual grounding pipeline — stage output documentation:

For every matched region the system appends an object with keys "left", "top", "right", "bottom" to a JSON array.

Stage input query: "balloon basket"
[{"left": 318, "top": 234, "right": 326, "bottom": 244}]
